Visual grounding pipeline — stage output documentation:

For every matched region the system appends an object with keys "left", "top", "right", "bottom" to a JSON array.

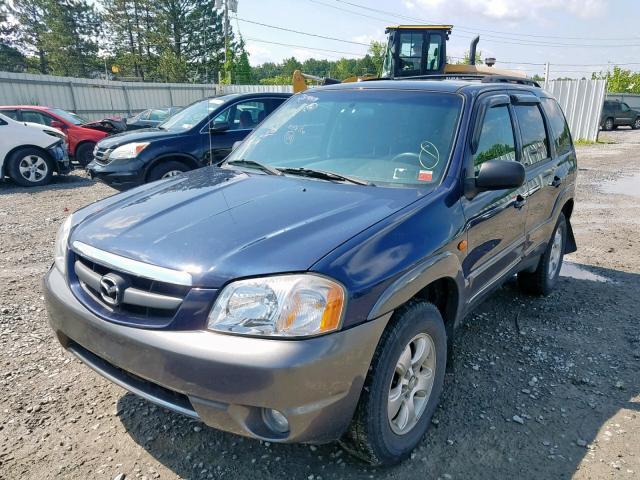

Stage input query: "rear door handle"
[
  {"left": 551, "top": 176, "right": 562, "bottom": 188},
  {"left": 514, "top": 194, "right": 527, "bottom": 209}
]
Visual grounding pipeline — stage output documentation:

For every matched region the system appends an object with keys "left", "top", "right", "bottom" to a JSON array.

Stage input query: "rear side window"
[
  {"left": 473, "top": 105, "right": 516, "bottom": 173},
  {"left": 542, "top": 98, "right": 572, "bottom": 156},
  {"left": 514, "top": 105, "right": 549, "bottom": 166}
]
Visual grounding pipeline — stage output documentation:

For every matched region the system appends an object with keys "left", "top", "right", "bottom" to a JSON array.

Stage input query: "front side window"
[
  {"left": 541, "top": 98, "right": 572, "bottom": 156},
  {"left": 514, "top": 105, "right": 549, "bottom": 166},
  {"left": 473, "top": 105, "right": 516, "bottom": 173},
  {"left": 49, "top": 108, "right": 86, "bottom": 125},
  {"left": 621, "top": 103, "right": 630, "bottom": 112},
  {"left": 213, "top": 100, "right": 268, "bottom": 131},
  {"left": 228, "top": 90, "right": 463, "bottom": 187}
]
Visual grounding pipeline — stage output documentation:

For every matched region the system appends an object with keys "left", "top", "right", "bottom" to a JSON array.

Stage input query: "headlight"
[
  {"left": 208, "top": 274, "right": 345, "bottom": 338},
  {"left": 54, "top": 215, "right": 73, "bottom": 275},
  {"left": 109, "top": 142, "right": 150, "bottom": 160}
]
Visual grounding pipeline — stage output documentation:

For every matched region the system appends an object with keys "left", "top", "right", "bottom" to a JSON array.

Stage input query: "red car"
[{"left": 0, "top": 106, "right": 120, "bottom": 165}]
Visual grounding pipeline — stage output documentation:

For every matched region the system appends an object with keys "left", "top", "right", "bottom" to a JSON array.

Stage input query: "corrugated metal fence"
[
  {"left": 0, "top": 71, "right": 292, "bottom": 120},
  {"left": 544, "top": 79, "right": 607, "bottom": 141}
]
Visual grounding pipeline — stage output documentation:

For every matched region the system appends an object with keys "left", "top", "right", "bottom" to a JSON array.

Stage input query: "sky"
[{"left": 233, "top": 0, "right": 640, "bottom": 79}]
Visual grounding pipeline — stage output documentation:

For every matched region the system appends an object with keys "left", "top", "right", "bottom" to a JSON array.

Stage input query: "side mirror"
[
  {"left": 51, "top": 120, "right": 66, "bottom": 130},
  {"left": 465, "top": 159, "right": 525, "bottom": 199},
  {"left": 232, "top": 140, "right": 242, "bottom": 151},
  {"left": 209, "top": 121, "right": 230, "bottom": 134}
]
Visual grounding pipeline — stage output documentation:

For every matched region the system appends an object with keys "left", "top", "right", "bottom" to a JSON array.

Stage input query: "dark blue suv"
[
  {"left": 45, "top": 79, "right": 577, "bottom": 466},
  {"left": 87, "top": 93, "right": 290, "bottom": 190}
]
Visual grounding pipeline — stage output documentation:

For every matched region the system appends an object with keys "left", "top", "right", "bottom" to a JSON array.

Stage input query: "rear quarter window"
[{"left": 541, "top": 98, "right": 573, "bottom": 156}]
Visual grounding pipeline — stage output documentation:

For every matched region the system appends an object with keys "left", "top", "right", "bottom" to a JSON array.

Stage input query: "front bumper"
[
  {"left": 86, "top": 158, "right": 144, "bottom": 190},
  {"left": 44, "top": 266, "right": 389, "bottom": 443},
  {"left": 48, "top": 143, "right": 71, "bottom": 174}
]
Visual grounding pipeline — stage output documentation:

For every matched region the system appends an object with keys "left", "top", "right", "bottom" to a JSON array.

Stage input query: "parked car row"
[{"left": 0, "top": 96, "right": 290, "bottom": 188}]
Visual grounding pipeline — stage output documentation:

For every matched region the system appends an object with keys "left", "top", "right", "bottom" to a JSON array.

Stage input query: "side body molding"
[{"left": 367, "top": 251, "right": 465, "bottom": 328}]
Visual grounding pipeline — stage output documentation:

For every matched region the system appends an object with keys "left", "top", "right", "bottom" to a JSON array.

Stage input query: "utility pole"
[
  {"left": 215, "top": 0, "right": 237, "bottom": 84},
  {"left": 544, "top": 62, "right": 550, "bottom": 90}
]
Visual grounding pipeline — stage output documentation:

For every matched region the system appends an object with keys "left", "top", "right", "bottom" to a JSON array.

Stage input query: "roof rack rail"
[
  {"left": 480, "top": 75, "right": 541, "bottom": 87},
  {"left": 393, "top": 73, "right": 541, "bottom": 88}
]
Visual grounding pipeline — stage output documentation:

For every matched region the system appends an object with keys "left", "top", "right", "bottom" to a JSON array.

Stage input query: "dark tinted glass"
[
  {"left": 473, "top": 105, "right": 516, "bottom": 173},
  {"left": 22, "top": 110, "right": 54, "bottom": 126},
  {"left": 0, "top": 109, "right": 18, "bottom": 119},
  {"left": 542, "top": 98, "right": 572, "bottom": 156},
  {"left": 514, "top": 105, "right": 549, "bottom": 166}
]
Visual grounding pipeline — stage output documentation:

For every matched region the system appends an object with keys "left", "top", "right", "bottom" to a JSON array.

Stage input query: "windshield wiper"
[
  {"left": 277, "top": 167, "right": 374, "bottom": 186},
  {"left": 225, "top": 159, "right": 283, "bottom": 176}
]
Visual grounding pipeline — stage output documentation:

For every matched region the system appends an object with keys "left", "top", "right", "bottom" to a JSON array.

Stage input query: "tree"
[
  {"left": 232, "top": 37, "right": 252, "bottom": 84},
  {"left": 593, "top": 66, "right": 640, "bottom": 94},
  {"left": 453, "top": 50, "right": 483, "bottom": 65},
  {"left": 368, "top": 40, "right": 385, "bottom": 75},
  {"left": 42, "top": 0, "right": 102, "bottom": 77},
  {"left": 0, "top": 0, "right": 27, "bottom": 72},
  {"left": 9, "top": 0, "right": 51, "bottom": 73}
]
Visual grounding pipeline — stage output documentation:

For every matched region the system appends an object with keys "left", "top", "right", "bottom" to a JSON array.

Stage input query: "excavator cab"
[{"left": 381, "top": 25, "right": 451, "bottom": 78}]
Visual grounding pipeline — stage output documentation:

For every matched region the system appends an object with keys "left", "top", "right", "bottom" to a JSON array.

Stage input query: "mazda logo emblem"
[{"left": 99, "top": 273, "right": 124, "bottom": 306}]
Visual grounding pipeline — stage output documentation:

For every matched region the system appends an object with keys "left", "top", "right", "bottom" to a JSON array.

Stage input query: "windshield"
[
  {"left": 228, "top": 90, "right": 462, "bottom": 187},
  {"left": 50, "top": 108, "right": 86, "bottom": 125},
  {"left": 159, "top": 98, "right": 224, "bottom": 131}
]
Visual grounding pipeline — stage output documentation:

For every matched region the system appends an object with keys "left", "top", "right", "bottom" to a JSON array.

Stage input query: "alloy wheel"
[
  {"left": 18, "top": 155, "right": 48, "bottom": 183},
  {"left": 547, "top": 227, "right": 563, "bottom": 280},
  {"left": 388, "top": 333, "right": 436, "bottom": 435},
  {"left": 161, "top": 170, "right": 183, "bottom": 178}
]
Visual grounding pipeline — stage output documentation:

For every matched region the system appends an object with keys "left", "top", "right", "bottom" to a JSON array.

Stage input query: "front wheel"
[
  {"left": 147, "top": 161, "right": 189, "bottom": 183},
  {"left": 74, "top": 142, "right": 95, "bottom": 167},
  {"left": 633, "top": 118, "right": 640, "bottom": 130},
  {"left": 518, "top": 213, "right": 567, "bottom": 296},
  {"left": 7, "top": 148, "right": 54, "bottom": 187},
  {"left": 341, "top": 302, "right": 447, "bottom": 466}
]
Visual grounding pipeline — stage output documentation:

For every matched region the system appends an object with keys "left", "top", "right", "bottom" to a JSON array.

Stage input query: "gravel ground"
[{"left": 1, "top": 130, "right": 639, "bottom": 480}]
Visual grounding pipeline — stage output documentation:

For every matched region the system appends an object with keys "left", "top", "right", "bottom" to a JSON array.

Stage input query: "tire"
[
  {"left": 341, "top": 302, "right": 447, "bottom": 466},
  {"left": 7, "top": 147, "right": 54, "bottom": 187},
  {"left": 633, "top": 118, "right": 640, "bottom": 130},
  {"left": 518, "top": 213, "right": 567, "bottom": 296},
  {"left": 147, "top": 161, "right": 189, "bottom": 183},
  {"left": 75, "top": 142, "right": 95, "bottom": 167},
  {"left": 603, "top": 118, "right": 614, "bottom": 131}
]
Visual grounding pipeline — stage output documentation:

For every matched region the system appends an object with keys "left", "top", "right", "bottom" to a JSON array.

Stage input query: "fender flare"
[{"left": 368, "top": 251, "right": 465, "bottom": 331}]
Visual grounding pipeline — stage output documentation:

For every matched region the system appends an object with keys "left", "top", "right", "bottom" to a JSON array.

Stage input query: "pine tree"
[{"left": 10, "top": 0, "right": 51, "bottom": 73}]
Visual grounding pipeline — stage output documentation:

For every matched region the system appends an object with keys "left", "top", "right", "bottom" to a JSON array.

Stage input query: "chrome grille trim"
[
  {"left": 74, "top": 260, "right": 183, "bottom": 310},
  {"left": 72, "top": 241, "right": 193, "bottom": 286}
]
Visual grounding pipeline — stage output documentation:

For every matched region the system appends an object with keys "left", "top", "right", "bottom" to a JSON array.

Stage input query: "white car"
[{"left": 0, "top": 112, "right": 70, "bottom": 187}]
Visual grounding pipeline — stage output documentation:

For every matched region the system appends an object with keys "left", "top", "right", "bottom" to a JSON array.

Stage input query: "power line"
[
  {"left": 244, "top": 37, "right": 365, "bottom": 58},
  {"left": 333, "top": 0, "right": 640, "bottom": 43},
  {"left": 236, "top": 17, "right": 370, "bottom": 46}
]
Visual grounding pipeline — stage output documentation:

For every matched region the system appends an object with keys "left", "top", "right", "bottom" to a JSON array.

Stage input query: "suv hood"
[
  {"left": 97, "top": 127, "right": 180, "bottom": 148},
  {"left": 70, "top": 167, "right": 424, "bottom": 287}
]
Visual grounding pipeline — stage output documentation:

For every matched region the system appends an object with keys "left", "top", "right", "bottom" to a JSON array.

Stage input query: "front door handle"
[
  {"left": 514, "top": 194, "right": 527, "bottom": 209},
  {"left": 551, "top": 176, "right": 562, "bottom": 188}
]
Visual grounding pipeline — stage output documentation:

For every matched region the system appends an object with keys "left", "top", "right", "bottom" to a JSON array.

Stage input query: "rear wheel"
[
  {"left": 75, "top": 142, "right": 95, "bottom": 167},
  {"left": 518, "top": 213, "right": 566, "bottom": 296},
  {"left": 147, "top": 161, "right": 188, "bottom": 183},
  {"left": 603, "top": 118, "right": 614, "bottom": 131},
  {"left": 341, "top": 302, "right": 447, "bottom": 466},
  {"left": 7, "top": 148, "right": 54, "bottom": 187}
]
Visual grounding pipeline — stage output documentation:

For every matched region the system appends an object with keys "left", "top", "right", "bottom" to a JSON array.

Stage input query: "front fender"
[{"left": 368, "top": 251, "right": 465, "bottom": 328}]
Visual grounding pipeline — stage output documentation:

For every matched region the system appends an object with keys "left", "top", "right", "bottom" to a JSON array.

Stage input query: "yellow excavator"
[{"left": 293, "top": 25, "right": 532, "bottom": 93}]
